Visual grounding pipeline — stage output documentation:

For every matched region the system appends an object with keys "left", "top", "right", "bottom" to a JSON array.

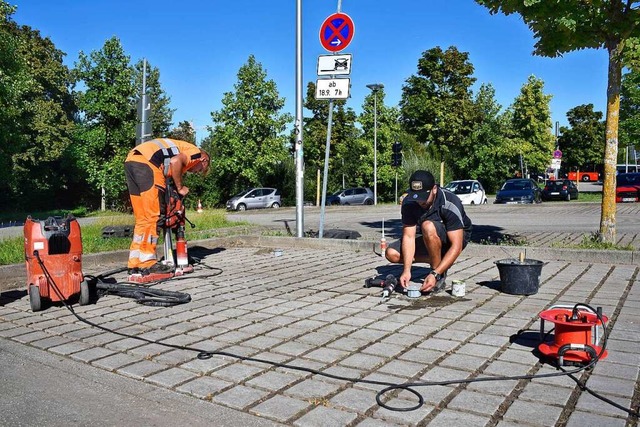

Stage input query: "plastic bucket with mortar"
[{"left": 494, "top": 258, "right": 544, "bottom": 295}]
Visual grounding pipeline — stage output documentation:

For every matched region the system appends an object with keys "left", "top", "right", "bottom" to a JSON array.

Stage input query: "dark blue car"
[{"left": 494, "top": 179, "right": 542, "bottom": 204}]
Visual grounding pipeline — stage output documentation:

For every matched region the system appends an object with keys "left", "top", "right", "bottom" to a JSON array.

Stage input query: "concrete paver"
[{"left": 1, "top": 238, "right": 639, "bottom": 426}]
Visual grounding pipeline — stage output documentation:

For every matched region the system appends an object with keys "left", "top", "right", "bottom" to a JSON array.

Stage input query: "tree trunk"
[{"left": 599, "top": 43, "right": 622, "bottom": 243}]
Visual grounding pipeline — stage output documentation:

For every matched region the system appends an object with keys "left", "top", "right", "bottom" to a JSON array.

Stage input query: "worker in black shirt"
[{"left": 386, "top": 170, "right": 472, "bottom": 293}]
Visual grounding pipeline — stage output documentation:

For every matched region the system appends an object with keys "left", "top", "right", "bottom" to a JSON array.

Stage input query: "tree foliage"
[
  {"left": 475, "top": 0, "right": 640, "bottom": 242},
  {"left": 510, "top": 75, "right": 554, "bottom": 173},
  {"left": 619, "top": 68, "right": 640, "bottom": 154},
  {"left": 455, "top": 83, "right": 515, "bottom": 192},
  {"left": 73, "top": 36, "right": 136, "bottom": 208},
  {"left": 134, "top": 59, "right": 174, "bottom": 138},
  {"left": 167, "top": 120, "right": 196, "bottom": 143},
  {"left": 399, "top": 46, "right": 477, "bottom": 162},
  {"left": 0, "top": 2, "right": 77, "bottom": 209},
  {"left": 558, "top": 104, "right": 605, "bottom": 171},
  {"left": 359, "top": 88, "right": 404, "bottom": 201},
  {"left": 203, "top": 55, "right": 292, "bottom": 205},
  {"left": 0, "top": 4, "right": 29, "bottom": 205},
  {"left": 300, "top": 81, "right": 362, "bottom": 199}
]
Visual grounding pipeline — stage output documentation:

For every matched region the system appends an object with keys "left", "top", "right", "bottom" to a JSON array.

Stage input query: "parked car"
[
  {"left": 443, "top": 180, "right": 487, "bottom": 205},
  {"left": 494, "top": 179, "right": 542, "bottom": 204},
  {"left": 226, "top": 188, "right": 281, "bottom": 211},
  {"left": 326, "top": 187, "right": 374, "bottom": 205},
  {"left": 541, "top": 179, "right": 579, "bottom": 201},
  {"left": 616, "top": 173, "right": 640, "bottom": 203}
]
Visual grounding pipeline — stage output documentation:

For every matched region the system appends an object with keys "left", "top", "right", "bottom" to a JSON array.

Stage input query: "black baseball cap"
[{"left": 405, "top": 170, "right": 435, "bottom": 202}]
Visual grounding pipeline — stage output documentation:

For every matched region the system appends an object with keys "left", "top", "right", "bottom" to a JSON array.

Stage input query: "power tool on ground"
[
  {"left": 128, "top": 180, "right": 196, "bottom": 284},
  {"left": 161, "top": 180, "right": 195, "bottom": 276},
  {"left": 364, "top": 274, "right": 398, "bottom": 302}
]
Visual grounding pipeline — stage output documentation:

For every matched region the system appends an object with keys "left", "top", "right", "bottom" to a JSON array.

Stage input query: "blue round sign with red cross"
[{"left": 319, "top": 12, "right": 355, "bottom": 52}]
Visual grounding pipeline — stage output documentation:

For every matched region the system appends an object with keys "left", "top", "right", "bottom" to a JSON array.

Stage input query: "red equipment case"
[{"left": 24, "top": 215, "right": 89, "bottom": 311}]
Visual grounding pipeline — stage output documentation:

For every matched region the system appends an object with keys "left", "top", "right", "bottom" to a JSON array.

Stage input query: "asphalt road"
[{"left": 228, "top": 200, "right": 640, "bottom": 245}]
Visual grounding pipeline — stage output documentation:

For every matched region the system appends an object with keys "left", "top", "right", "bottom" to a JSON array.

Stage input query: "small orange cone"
[{"left": 197, "top": 199, "right": 203, "bottom": 214}]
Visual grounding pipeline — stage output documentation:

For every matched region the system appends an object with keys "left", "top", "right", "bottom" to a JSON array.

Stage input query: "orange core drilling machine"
[{"left": 24, "top": 215, "right": 90, "bottom": 311}]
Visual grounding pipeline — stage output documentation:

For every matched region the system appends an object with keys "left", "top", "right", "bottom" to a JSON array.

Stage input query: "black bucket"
[{"left": 494, "top": 258, "right": 544, "bottom": 295}]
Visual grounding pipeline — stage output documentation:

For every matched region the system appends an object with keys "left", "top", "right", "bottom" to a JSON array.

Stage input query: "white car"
[{"left": 444, "top": 180, "right": 487, "bottom": 205}]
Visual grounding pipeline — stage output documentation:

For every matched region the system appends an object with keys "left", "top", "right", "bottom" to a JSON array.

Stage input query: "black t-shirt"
[{"left": 401, "top": 186, "right": 472, "bottom": 233}]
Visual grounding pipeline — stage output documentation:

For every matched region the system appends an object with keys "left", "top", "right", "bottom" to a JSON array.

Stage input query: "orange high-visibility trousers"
[{"left": 124, "top": 153, "right": 166, "bottom": 270}]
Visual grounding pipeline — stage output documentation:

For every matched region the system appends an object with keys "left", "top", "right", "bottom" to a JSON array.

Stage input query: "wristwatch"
[{"left": 430, "top": 270, "right": 442, "bottom": 281}]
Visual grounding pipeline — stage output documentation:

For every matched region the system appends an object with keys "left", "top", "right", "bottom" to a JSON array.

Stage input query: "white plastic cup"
[{"left": 452, "top": 280, "right": 466, "bottom": 297}]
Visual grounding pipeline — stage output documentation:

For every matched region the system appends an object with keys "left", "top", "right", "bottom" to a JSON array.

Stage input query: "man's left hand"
[{"left": 421, "top": 274, "right": 437, "bottom": 292}]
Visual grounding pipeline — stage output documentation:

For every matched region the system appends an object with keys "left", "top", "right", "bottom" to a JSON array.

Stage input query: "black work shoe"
[
  {"left": 127, "top": 267, "right": 141, "bottom": 275},
  {"left": 431, "top": 271, "right": 447, "bottom": 294},
  {"left": 141, "top": 263, "right": 174, "bottom": 276}
]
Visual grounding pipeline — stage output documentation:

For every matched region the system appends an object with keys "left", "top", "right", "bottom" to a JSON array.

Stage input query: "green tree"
[
  {"left": 456, "top": 83, "right": 515, "bottom": 192},
  {"left": 73, "top": 36, "right": 136, "bottom": 209},
  {"left": 619, "top": 68, "right": 640, "bottom": 158},
  {"left": 300, "top": 82, "right": 361, "bottom": 200},
  {"left": 0, "top": 2, "right": 31, "bottom": 207},
  {"left": 359, "top": 88, "right": 404, "bottom": 202},
  {"left": 557, "top": 104, "right": 605, "bottom": 172},
  {"left": 8, "top": 22, "right": 77, "bottom": 209},
  {"left": 133, "top": 59, "right": 174, "bottom": 138},
  {"left": 399, "top": 46, "right": 477, "bottom": 182},
  {"left": 204, "top": 55, "right": 292, "bottom": 204},
  {"left": 0, "top": 2, "right": 78, "bottom": 210},
  {"left": 510, "top": 75, "right": 554, "bottom": 174},
  {"left": 167, "top": 120, "right": 195, "bottom": 143},
  {"left": 475, "top": 0, "right": 640, "bottom": 243}
]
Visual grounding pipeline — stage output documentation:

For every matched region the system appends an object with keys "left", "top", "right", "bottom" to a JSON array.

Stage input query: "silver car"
[
  {"left": 226, "top": 188, "right": 281, "bottom": 211},
  {"left": 326, "top": 187, "right": 374, "bottom": 205}
]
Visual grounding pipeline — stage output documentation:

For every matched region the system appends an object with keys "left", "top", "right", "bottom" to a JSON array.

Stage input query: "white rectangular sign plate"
[
  {"left": 315, "top": 78, "right": 350, "bottom": 100},
  {"left": 317, "top": 54, "right": 352, "bottom": 76}
]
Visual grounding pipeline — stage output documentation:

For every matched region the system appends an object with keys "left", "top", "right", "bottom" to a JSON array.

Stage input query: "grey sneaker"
[{"left": 431, "top": 271, "right": 447, "bottom": 294}]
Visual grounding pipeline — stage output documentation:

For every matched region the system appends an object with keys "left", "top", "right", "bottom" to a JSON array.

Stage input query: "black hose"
[{"left": 94, "top": 281, "right": 191, "bottom": 307}]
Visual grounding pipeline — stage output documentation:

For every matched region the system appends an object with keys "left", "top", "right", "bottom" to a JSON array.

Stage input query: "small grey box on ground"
[{"left": 101, "top": 225, "right": 133, "bottom": 238}]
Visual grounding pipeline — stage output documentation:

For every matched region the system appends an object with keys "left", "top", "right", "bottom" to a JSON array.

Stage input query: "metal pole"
[
  {"left": 295, "top": 0, "right": 304, "bottom": 237},
  {"left": 395, "top": 170, "right": 398, "bottom": 204},
  {"left": 519, "top": 153, "right": 524, "bottom": 178},
  {"left": 554, "top": 121, "right": 559, "bottom": 179},
  {"left": 373, "top": 92, "right": 378, "bottom": 205},
  {"left": 137, "top": 59, "right": 150, "bottom": 145},
  {"left": 319, "top": 100, "right": 334, "bottom": 239},
  {"left": 625, "top": 145, "right": 629, "bottom": 172}
]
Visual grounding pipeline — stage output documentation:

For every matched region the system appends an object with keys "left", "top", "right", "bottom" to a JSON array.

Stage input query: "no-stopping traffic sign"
[{"left": 319, "top": 12, "right": 355, "bottom": 52}]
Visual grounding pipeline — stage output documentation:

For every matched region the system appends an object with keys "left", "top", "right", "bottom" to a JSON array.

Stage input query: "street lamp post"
[{"left": 366, "top": 83, "right": 384, "bottom": 205}]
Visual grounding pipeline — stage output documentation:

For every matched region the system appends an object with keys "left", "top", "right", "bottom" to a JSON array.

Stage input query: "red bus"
[{"left": 567, "top": 171, "right": 600, "bottom": 182}]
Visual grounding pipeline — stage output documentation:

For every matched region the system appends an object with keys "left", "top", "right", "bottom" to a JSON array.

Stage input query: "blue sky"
[{"left": 15, "top": 0, "right": 608, "bottom": 142}]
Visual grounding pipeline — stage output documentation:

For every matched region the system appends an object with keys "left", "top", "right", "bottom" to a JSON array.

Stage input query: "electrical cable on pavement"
[{"left": 34, "top": 255, "right": 640, "bottom": 416}]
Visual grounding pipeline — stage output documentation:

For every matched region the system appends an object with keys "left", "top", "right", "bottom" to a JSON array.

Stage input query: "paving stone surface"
[{"left": 1, "top": 242, "right": 639, "bottom": 426}]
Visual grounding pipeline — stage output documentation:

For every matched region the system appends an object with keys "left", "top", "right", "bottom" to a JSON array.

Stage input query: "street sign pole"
[
  {"left": 295, "top": 0, "right": 304, "bottom": 237},
  {"left": 317, "top": 5, "right": 355, "bottom": 239}
]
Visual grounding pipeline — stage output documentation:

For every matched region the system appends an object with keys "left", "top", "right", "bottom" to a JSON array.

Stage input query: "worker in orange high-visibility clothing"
[{"left": 124, "top": 138, "right": 210, "bottom": 280}]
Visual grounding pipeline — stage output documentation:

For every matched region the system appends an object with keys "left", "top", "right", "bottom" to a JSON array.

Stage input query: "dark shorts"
[{"left": 388, "top": 220, "right": 470, "bottom": 258}]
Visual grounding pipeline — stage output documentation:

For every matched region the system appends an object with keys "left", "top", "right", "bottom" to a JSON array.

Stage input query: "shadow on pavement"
[
  {"left": 477, "top": 280, "right": 502, "bottom": 291},
  {"left": 0, "top": 289, "right": 26, "bottom": 307}
]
